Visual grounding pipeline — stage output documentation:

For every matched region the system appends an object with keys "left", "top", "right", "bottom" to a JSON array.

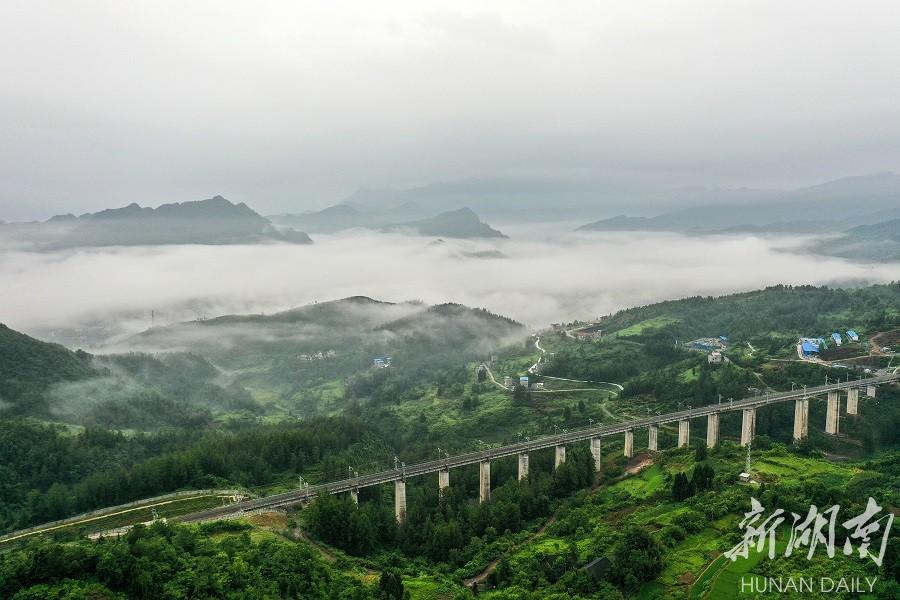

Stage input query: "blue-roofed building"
[
  {"left": 801, "top": 341, "right": 820, "bottom": 355},
  {"left": 519, "top": 376, "right": 529, "bottom": 388},
  {"left": 846, "top": 330, "right": 859, "bottom": 342},
  {"left": 831, "top": 332, "right": 842, "bottom": 346}
]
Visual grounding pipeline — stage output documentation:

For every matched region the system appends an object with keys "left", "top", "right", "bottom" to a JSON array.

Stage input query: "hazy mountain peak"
[{"left": 383, "top": 207, "right": 507, "bottom": 239}]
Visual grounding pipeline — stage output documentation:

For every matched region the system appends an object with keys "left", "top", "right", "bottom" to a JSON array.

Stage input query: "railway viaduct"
[{"left": 184, "top": 374, "right": 898, "bottom": 525}]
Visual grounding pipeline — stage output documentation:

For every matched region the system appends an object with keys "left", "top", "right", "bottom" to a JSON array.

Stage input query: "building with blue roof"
[
  {"left": 846, "top": 330, "right": 859, "bottom": 342},
  {"left": 801, "top": 341, "right": 820, "bottom": 355},
  {"left": 831, "top": 332, "right": 842, "bottom": 346}
]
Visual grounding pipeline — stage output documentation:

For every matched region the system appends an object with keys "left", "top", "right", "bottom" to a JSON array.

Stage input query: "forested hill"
[
  {"left": 187, "top": 295, "right": 421, "bottom": 327},
  {"left": 128, "top": 296, "right": 427, "bottom": 361},
  {"left": 128, "top": 297, "right": 524, "bottom": 368},
  {"left": 0, "top": 324, "right": 95, "bottom": 413},
  {"left": 376, "top": 303, "right": 522, "bottom": 347},
  {"left": 597, "top": 284, "right": 900, "bottom": 341},
  {"left": 373, "top": 303, "right": 524, "bottom": 363}
]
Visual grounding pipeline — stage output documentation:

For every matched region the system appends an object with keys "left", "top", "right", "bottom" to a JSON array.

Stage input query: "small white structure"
[
  {"left": 708, "top": 351, "right": 723, "bottom": 364},
  {"left": 503, "top": 376, "right": 514, "bottom": 388},
  {"left": 739, "top": 472, "right": 751, "bottom": 483},
  {"left": 533, "top": 382, "right": 545, "bottom": 390}
]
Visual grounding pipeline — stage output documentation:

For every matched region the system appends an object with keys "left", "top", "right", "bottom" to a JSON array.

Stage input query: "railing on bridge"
[{"left": 174, "top": 374, "right": 898, "bottom": 524}]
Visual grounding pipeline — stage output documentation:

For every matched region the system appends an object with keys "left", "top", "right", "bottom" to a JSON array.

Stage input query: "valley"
[{"left": 2, "top": 284, "right": 900, "bottom": 599}]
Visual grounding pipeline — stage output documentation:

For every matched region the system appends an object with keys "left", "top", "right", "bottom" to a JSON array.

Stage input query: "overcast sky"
[{"left": 3, "top": 1, "right": 900, "bottom": 220}]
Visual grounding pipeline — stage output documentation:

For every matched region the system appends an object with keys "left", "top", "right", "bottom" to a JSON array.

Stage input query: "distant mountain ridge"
[
  {"left": 268, "top": 201, "right": 430, "bottom": 233},
  {"left": 813, "top": 217, "right": 900, "bottom": 261},
  {"left": 6, "top": 196, "right": 312, "bottom": 249},
  {"left": 577, "top": 172, "right": 900, "bottom": 234},
  {"left": 270, "top": 205, "right": 506, "bottom": 239}
]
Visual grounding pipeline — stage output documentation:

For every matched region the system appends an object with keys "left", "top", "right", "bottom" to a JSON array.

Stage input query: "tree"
[
  {"left": 672, "top": 472, "right": 691, "bottom": 501},
  {"left": 378, "top": 569, "right": 405, "bottom": 600},
  {"left": 692, "top": 464, "right": 715, "bottom": 492},
  {"left": 607, "top": 526, "right": 664, "bottom": 592},
  {"left": 694, "top": 443, "right": 708, "bottom": 462}
]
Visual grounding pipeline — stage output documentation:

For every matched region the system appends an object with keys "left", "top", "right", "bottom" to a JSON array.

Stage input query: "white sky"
[{"left": 3, "top": 1, "right": 900, "bottom": 219}]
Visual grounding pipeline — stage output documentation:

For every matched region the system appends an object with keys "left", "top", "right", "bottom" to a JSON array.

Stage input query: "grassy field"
[
  {"left": 609, "top": 317, "right": 680, "bottom": 339},
  {"left": 403, "top": 574, "right": 462, "bottom": 600}
]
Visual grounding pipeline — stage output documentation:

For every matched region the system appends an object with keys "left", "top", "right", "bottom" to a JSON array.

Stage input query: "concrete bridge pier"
[
  {"left": 479, "top": 461, "right": 491, "bottom": 503},
  {"left": 554, "top": 445, "right": 566, "bottom": 469},
  {"left": 624, "top": 429, "right": 634, "bottom": 458},
  {"left": 846, "top": 388, "right": 859, "bottom": 415},
  {"left": 678, "top": 420, "right": 690, "bottom": 447},
  {"left": 438, "top": 469, "right": 450, "bottom": 497},
  {"left": 394, "top": 480, "right": 407, "bottom": 524},
  {"left": 706, "top": 413, "right": 720, "bottom": 448},
  {"left": 866, "top": 384, "right": 876, "bottom": 398},
  {"left": 648, "top": 425, "right": 658, "bottom": 452},
  {"left": 350, "top": 489, "right": 358, "bottom": 505},
  {"left": 740, "top": 408, "right": 756, "bottom": 447},
  {"left": 825, "top": 390, "right": 840, "bottom": 435},
  {"left": 793, "top": 398, "right": 809, "bottom": 442},
  {"left": 590, "top": 438, "right": 602, "bottom": 471},
  {"left": 518, "top": 453, "right": 529, "bottom": 481}
]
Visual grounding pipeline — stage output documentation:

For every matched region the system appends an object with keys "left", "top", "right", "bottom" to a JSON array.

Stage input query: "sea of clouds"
[{"left": 2, "top": 228, "right": 899, "bottom": 348}]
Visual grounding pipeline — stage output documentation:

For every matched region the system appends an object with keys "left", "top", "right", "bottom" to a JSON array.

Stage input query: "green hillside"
[
  {"left": 0, "top": 324, "right": 95, "bottom": 413},
  {"left": 594, "top": 284, "right": 900, "bottom": 341}
]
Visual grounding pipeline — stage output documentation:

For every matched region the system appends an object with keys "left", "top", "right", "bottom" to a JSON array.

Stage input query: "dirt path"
[
  {"left": 463, "top": 456, "right": 655, "bottom": 589},
  {"left": 463, "top": 514, "right": 559, "bottom": 588},
  {"left": 482, "top": 362, "right": 510, "bottom": 391},
  {"left": 870, "top": 329, "right": 899, "bottom": 356},
  {"left": 291, "top": 526, "right": 380, "bottom": 578},
  {"left": 625, "top": 454, "right": 654, "bottom": 475}
]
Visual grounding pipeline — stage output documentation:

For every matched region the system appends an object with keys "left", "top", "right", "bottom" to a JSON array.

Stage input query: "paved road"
[
  {"left": 181, "top": 373, "right": 898, "bottom": 524},
  {"left": 1, "top": 490, "right": 247, "bottom": 545},
  {"left": 541, "top": 375, "right": 624, "bottom": 391}
]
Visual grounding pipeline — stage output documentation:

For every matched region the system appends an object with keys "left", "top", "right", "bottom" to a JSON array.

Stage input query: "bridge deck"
[{"left": 182, "top": 374, "right": 897, "bottom": 522}]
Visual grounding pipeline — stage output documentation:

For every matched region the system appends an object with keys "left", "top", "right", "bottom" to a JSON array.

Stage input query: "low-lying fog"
[{"left": 3, "top": 229, "right": 899, "bottom": 349}]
